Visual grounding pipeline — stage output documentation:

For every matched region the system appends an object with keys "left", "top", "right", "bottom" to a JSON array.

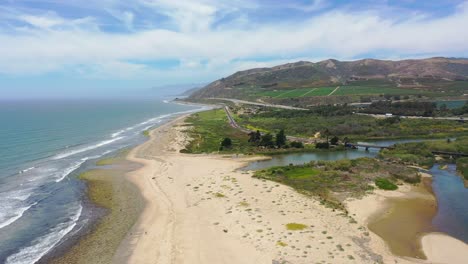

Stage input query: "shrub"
[
  {"left": 220, "top": 137, "right": 232, "bottom": 148},
  {"left": 316, "top": 142, "right": 330, "bottom": 149},
  {"left": 456, "top": 157, "right": 468, "bottom": 180},
  {"left": 375, "top": 178, "right": 398, "bottom": 190},
  {"left": 286, "top": 223, "right": 308, "bottom": 230},
  {"left": 290, "top": 141, "right": 304, "bottom": 148}
]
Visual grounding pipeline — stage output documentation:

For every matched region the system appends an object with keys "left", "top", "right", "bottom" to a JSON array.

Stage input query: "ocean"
[{"left": 0, "top": 99, "right": 204, "bottom": 263}]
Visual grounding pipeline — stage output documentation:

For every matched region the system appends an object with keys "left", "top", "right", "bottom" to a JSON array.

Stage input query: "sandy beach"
[{"left": 103, "top": 115, "right": 468, "bottom": 264}]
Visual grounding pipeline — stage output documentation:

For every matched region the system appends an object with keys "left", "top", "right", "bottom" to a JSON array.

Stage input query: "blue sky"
[{"left": 1, "top": 0, "right": 468, "bottom": 98}]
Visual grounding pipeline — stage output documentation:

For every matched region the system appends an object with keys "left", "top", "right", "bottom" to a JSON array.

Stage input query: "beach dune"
[{"left": 114, "top": 116, "right": 467, "bottom": 264}]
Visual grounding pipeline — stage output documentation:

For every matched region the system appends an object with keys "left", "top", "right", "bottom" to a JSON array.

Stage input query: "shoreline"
[
  {"left": 51, "top": 112, "right": 468, "bottom": 263},
  {"left": 49, "top": 153, "right": 145, "bottom": 264}
]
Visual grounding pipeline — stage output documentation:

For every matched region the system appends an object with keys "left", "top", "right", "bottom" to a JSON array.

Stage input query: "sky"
[{"left": 1, "top": 0, "right": 468, "bottom": 98}]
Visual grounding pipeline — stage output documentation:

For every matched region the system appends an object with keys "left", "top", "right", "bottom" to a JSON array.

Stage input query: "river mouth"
[
  {"left": 243, "top": 143, "right": 468, "bottom": 260},
  {"left": 367, "top": 185, "right": 437, "bottom": 259}
]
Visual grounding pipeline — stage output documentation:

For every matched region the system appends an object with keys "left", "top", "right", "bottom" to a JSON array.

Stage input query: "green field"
[
  {"left": 333, "top": 86, "right": 422, "bottom": 96},
  {"left": 257, "top": 86, "right": 337, "bottom": 98},
  {"left": 254, "top": 84, "right": 429, "bottom": 99}
]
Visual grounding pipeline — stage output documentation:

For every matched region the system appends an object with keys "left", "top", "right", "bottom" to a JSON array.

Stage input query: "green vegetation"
[
  {"left": 375, "top": 178, "right": 398, "bottom": 190},
  {"left": 285, "top": 223, "right": 308, "bottom": 230},
  {"left": 277, "top": 241, "right": 288, "bottom": 247},
  {"left": 333, "top": 85, "right": 419, "bottom": 96},
  {"left": 362, "top": 101, "right": 437, "bottom": 116},
  {"left": 256, "top": 87, "right": 336, "bottom": 98},
  {"left": 234, "top": 106, "right": 468, "bottom": 140},
  {"left": 380, "top": 137, "right": 468, "bottom": 169},
  {"left": 183, "top": 109, "right": 312, "bottom": 154},
  {"left": 456, "top": 157, "right": 468, "bottom": 181},
  {"left": 182, "top": 109, "right": 254, "bottom": 153},
  {"left": 254, "top": 83, "right": 432, "bottom": 100},
  {"left": 214, "top": 192, "right": 226, "bottom": 198},
  {"left": 254, "top": 158, "right": 418, "bottom": 210},
  {"left": 96, "top": 158, "right": 117, "bottom": 166},
  {"left": 142, "top": 130, "right": 150, "bottom": 137},
  {"left": 220, "top": 137, "right": 232, "bottom": 150}
]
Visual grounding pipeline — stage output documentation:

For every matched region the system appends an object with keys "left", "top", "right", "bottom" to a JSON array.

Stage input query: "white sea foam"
[
  {"left": 54, "top": 160, "right": 86, "bottom": 182},
  {"left": 6, "top": 189, "right": 33, "bottom": 201},
  {"left": 0, "top": 202, "right": 37, "bottom": 230},
  {"left": 5, "top": 204, "right": 82, "bottom": 264},
  {"left": 53, "top": 137, "right": 124, "bottom": 160},
  {"left": 111, "top": 129, "right": 125, "bottom": 138},
  {"left": 19, "top": 167, "right": 35, "bottom": 174}
]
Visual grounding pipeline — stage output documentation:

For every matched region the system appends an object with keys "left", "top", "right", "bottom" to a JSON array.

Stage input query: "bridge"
[
  {"left": 346, "top": 143, "right": 394, "bottom": 150},
  {"left": 431, "top": 151, "right": 468, "bottom": 157}
]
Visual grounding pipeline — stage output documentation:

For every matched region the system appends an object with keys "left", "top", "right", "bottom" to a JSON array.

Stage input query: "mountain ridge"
[{"left": 190, "top": 57, "right": 468, "bottom": 100}]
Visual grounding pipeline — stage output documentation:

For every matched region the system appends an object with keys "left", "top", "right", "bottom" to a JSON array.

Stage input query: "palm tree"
[{"left": 324, "top": 128, "right": 330, "bottom": 144}]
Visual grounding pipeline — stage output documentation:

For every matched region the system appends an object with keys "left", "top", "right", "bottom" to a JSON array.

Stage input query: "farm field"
[
  {"left": 333, "top": 86, "right": 422, "bottom": 96},
  {"left": 256, "top": 86, "right": 337, "bottom": 98},
  {"left": 255, "top": 85, "right": 422, "bottom": 99}
]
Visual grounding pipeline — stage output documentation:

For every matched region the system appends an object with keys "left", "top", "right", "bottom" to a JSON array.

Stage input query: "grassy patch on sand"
[
  {"left": 375, "top": 178, "right": 398, "bottom": 190},
  {"left": 214, "top": 192, "right": 226, "bottom": 198},
  {"left": 254, "top": 158, "right": 419, "bottom": 210},
  {"left": 276, "top": 241, "right": 288, "bottom": 247},
  {"left": 142, "top": 130, "right": 150, "bottom": 137},
  {"left": 286, "top": 223, "right": 308, "bottom": 230}
]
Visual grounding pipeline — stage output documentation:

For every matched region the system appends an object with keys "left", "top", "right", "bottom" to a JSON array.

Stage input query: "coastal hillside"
[{"left": 189, "top": 57, "right": 468, "bottom": 104}]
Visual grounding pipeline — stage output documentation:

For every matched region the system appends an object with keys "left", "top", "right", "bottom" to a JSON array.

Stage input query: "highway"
[
  {"left": 209, "top": 98, "right": 308, "bottom": 110},
  {"left": 354, "top": 113, "right": 465, "bottom": 121},
  {"left": 222, "top": 106, "right": 315, "bottom": 144}
]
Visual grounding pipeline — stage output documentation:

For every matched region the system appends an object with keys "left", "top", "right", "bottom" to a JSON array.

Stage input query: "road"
[
  {"left": 222, "top": 106, "right": 315, "bottom": 144},
  {"left": 209, "top": 98, "right": 308, "bottom": 110},
  {"left": 355, "top": 113, "right": 465, "bottom": 121}
]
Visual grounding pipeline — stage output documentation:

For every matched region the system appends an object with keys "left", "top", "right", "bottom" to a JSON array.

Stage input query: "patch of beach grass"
[
  {"left": 286, "top": 223, "right": 308, "bottom": 231},
  {"left": 375, "top": 177, "right": 398, "bottom": 190},
  {"left": 277, "top": 241, "right": 288, "bottom": 247},
  {"left": 238, "top": 201, "right": 250, "bottom": 207},
  {"left": 214, "top": 192, "right": 226, "bottom": 198}
]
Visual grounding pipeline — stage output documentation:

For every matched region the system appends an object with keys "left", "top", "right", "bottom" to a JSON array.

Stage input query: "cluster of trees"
[
  {"left": 247, "top": 129, "right": 303, "bottom": 149},
  {"left": 361, "top": 101, "right": 436, "bottom": 116},
  {"left": 440, "top": 101, "right": 468, "bottom": 116},
  {"left": 219, "top": 129, "right": 304, "bottom": 151},
  {"left": 315, "top": 128, "right": 342, "bottom": 149}
]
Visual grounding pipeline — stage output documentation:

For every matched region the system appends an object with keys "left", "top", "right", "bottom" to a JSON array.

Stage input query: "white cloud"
[{"left": 0, "top": 0, "right": 468, "bottom": 82}]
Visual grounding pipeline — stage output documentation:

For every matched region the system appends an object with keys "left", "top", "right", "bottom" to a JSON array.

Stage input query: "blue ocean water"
[{"left": 0, "top": 99, "right": 204, "bottom": 263}]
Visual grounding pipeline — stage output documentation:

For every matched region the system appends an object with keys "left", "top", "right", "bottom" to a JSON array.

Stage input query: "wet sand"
[
  {"left": 367, "top": 176, "right": 437, "bottom": 259},
  {"left": 50, "top": 154, "right": 144, "bottom": 264},
  {"left": 368, "top": 194, "right": 437, "bottom": 259}
]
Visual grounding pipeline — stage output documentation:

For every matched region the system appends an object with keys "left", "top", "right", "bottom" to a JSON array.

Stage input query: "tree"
[
  {"left": 248, "top": 130, "right": 262, "bottom": 144},
  {"left": 343, "top": 137, "right": 349, "bottom": 144},
  {"left": 275, "top": 129, "right": 287, "bottom": 147},
  {"left": 259, "top": 133, "right": 275, "bottom": 147},
  {"left": 330, "top": 136, "right": 339, "bottom": 145},
  {"left": 290, "top": 141, "right": 304, "bottom": 148},
  {"left": 220, "top": 138, "right": 232, "bottom": 149},
  {"left": 323, "top": 128, "right": 330, "bottom": 144}
]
